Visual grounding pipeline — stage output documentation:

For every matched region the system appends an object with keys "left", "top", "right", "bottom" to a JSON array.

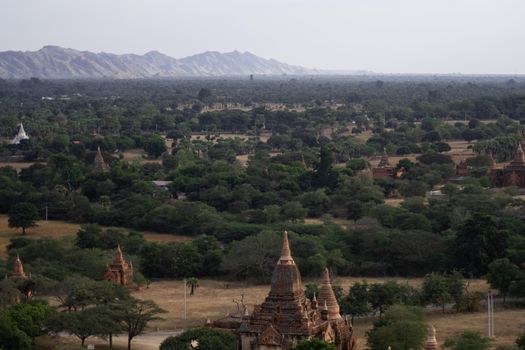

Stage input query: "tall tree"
[
  {"left": 486, "top": 258, "right": 520, "bottom": 303},
  {"left": 186, "top": 277, "right": 199, "bottom": 295},
  {"left": 8, "top": 202, "right": 39, "bottom": 235},
  {"left": 454, "top": 215, "right": 509, "bottom": 277},
  {"left": 366, "top": 305, "right": 427, "bottom": 350},
  {"left": 114, "top": 298, "right": 166, "bottom": 350},
  {"left": 444, "top": 331, "right": 491, "bottom": 350},
  {"left": 160, "top": 328, "right": 236, "bottom": 350},
  {"left": 296, "top": 338, "right": 337, "bottom": 350}
]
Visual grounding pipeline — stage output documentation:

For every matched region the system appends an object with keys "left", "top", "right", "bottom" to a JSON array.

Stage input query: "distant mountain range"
[{"left": 0, "top": 46, "right": 340, "bottom": 79}]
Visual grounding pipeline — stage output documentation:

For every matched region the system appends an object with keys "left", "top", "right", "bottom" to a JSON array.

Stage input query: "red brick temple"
[
  {"left": 372, "top": 152, "right": 394, "bottom": 179},
  {"left": 491, "top": 143, "right": 525, "bottom": 187},
  {"left": 104, "top": 245, "right": 134, "bottom": 287},
  {"left": 232, "top": 231, "right": 357, "bottom": 350}
]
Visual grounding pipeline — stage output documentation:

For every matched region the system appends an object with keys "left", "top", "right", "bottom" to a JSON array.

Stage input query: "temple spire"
[
  {"left": 13, "top": 254, "right": 26, "bottom": 278},
  {"left": 424, "top": 325, "right": 440, "bottom": 350},
  {"left": 317, "top": 268, "right": 342, "bottom": 320},
  {"left": 115, "top": 245, "right": 124, "bottom": 264},
  {"left": 269, "top": 231, "right": 303, "bottom": 297},
  {"left": 94, "top": 146, "right": 109, "bottom": 172},
  {"left": 11, "top": 123, "right": 29, "bottom": 145},
  {"left": 278, "top": 231, "right": 294, "bottom": 265}
]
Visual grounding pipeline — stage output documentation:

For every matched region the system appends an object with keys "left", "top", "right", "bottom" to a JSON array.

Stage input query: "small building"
[
  {"left": 456, "top": 160, "right": 470, "bottom": 176},
  {"left": 491, "top": 144, "right": 525, "bottom": 187},
  {"left": 104, "top": 245, "right": 134, "bottom": 287},
  {"left": 10, "top": 123, "right": 29, "bottom": 145},
  {"left": 372, "top": 152, "right": 404, "bottom": 179}
]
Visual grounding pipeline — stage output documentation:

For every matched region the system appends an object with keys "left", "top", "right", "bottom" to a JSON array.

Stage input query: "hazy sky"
[{"left": 1, "top": 0, "right": 524, "bottom": 74}]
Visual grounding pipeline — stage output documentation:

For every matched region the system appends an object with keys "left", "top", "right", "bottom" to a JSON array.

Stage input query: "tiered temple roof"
[{"left": 237, "top": 231, "right": 357, "bottom": 350}]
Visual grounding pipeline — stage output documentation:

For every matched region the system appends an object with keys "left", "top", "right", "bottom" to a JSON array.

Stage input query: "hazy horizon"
[{"left": 1, "top": 0, "right": 524, "bottom": 74}]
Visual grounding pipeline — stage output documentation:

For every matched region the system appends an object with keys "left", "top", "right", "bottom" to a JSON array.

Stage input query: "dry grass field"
[
  {"left": 119, "top": 277, "right": 521, "bottom": 350},
  {"left": 132, "top": 277, "right": 491, "bottom": 331},
  {"left": 34, "top": 276, "right": 522, "bottom": 350},
  {"left": 0, "top": 215, "right": 191, "bottom": 257},
  {"left": 120, "top": 148, "right": 163, "bottom": 164},
  {"left": 0, "top": 161, "right": 39, "bottom": 171}
]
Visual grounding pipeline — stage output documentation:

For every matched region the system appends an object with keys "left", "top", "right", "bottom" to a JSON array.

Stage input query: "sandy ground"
[
  {"left": 131, "top": 277, "right": 490, "bottom": 330},
  {"left": 0, "top": 161, "right": 39, "bottom": 172},
  {"left": 0, "top": 215, "right": 191, "bottom": 257},
  {"left": 42, "top": 277, "right": 519, "bottom": 350}
]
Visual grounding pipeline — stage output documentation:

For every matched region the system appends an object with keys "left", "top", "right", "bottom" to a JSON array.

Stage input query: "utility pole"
[
  {"left": 184, "top": 278, "right": 187, "bottom": 320},
  {"left": 487, "top": 291, "right": 494, "bottom": 337},
  {"left": 45, "top": 205, "right": 48, "bottom": 221}
]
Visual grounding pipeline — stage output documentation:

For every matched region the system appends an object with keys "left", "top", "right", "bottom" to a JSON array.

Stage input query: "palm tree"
[{"left": 186, "top": 277, "right": 199, "bottom": 295}]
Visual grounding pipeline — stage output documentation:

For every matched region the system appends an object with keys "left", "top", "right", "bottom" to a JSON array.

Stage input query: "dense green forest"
[
  {"left": 1, "top": 77, "right": 525, "bottom": 285},
  {"left": 2, "top": 77, "right": 525, "bottom": 349}
]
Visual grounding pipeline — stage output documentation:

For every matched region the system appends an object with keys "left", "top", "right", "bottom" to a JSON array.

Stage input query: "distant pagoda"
[
  {"left": 491, "top": 142, "right": 525, "bottom": 187},
  {"left": 104, "top": 245, "right": 134, "bottom": 287},
  {"left": 10, "top": 123, "right": 29, "bottom": 145},
  {"left": 236, "top": 231, "right": 357, "bottom": 350},
  {"left": 424, "top": 325, "right": 440, "bottom": 350},
  {"left": 12, "top": 254, "right": 27, "bottom": 278},
  {"left": 93, "top": 146, "right": 109, "bottom": 172},
  {"left": 372, "top": 150, "right": 395, "bottom": 179}
]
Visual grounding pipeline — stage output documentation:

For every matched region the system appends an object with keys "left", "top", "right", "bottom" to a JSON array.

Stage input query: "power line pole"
[
  {"left": 45, "top": 205, "right": 48, "bottom": 221},
  {"left": 487, "top": 291, "right": 494, "bottom": 337},
  {"left": 184, "top": 278, "right": 187, "bottom": 320}
]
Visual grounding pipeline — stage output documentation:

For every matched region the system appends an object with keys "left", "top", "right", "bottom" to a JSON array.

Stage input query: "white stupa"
[{"left": 10, "top": 123, "right": 29, "bottom": 145}]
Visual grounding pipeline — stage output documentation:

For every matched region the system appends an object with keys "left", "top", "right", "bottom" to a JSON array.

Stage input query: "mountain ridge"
[{"left": 0, "top": 46, "right": 324, "bottom": 79}]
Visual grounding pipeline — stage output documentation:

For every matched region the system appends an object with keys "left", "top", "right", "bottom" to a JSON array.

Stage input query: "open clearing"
[
  {"left": 0, "top": 161, "right": 39, "bottom": 172},
  {"left": 41, "top": 277, "right": 519, "bottom": 350},
  {"left": 0, "top": 215, "right": 191, "bottom": 257}
]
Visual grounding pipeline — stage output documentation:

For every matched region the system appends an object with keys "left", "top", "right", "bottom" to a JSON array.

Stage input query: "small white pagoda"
[{"left": 10, "top": 123, "right": 29, "bottom": 145}]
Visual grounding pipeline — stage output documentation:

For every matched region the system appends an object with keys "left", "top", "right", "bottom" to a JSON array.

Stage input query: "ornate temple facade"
[
  {"left": 104, "top": 245, "right": 134, "bottom": 287},
  {"left": 234, "top": 232, "right": 357, "bottom": 350},
  {"left": 491, "top": 143, "right": 525, "bottom": 187},
  {"left": 10, "top": 123, "right": 29, "bottom": 145}
]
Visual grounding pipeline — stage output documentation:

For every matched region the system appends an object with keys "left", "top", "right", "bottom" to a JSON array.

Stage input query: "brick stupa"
[
  {"left": 424, "top": 325, "right": 440, "bottom": 350},
  {"left": 12, "top": 255, "right": 27, "bottom": 278}
]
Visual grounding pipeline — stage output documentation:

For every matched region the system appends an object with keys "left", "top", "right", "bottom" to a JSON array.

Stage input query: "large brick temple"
[
  {"left": 491, "top": 142, "right": 525, "bottom": 187},
  {"left": 216, "top": 231, "right": 357, "bottom": 350}
]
